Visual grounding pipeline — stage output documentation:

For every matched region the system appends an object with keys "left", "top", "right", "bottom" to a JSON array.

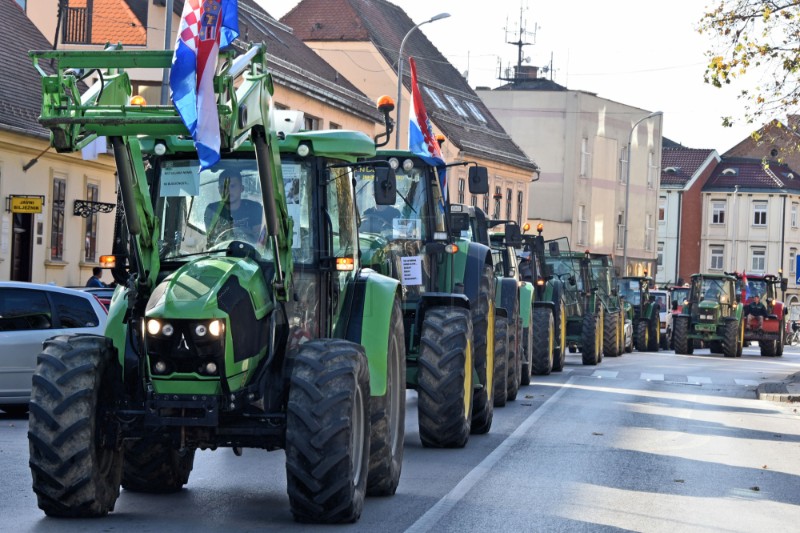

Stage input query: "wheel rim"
[
  {"left": 485, "top": 302, "right": 495, "bottom": 398},
  {"left": 463, "top": 339, "right": 473, "bottom": 419},
  {"left": 351, "top": 379, "right": 366, "bottom": 485},
  {"left": 388, "top": 332, "right": 402, "bottom": 457},
  {"left": 548, "top": 314, "right": 554, "bottom": 365}
]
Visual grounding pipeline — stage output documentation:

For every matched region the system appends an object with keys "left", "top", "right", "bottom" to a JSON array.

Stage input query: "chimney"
[{"left": 515, "top": 65, "right": 539, "bottom": 80}]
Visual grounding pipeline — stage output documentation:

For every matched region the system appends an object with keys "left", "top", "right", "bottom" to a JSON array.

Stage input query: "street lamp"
[
  {"left": 622, "top": 111, "right": 663, "bottom": 275},
  {"left": 395, "top": 12, "right": 451, "bottom": 149}
]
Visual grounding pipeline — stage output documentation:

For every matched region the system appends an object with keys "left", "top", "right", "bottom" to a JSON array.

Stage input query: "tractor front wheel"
[
  {"left": 635, "top": 320, "right": 649, "bottom": 352},
  {"left": 647, "top": 316, "right": 660, "bottom": 352},
  {"left": 286, "top": 339, "right": 370, "bottom": 523},
  {"left": 506, "top": 313, "right": 522, "bottom": 402},
  {"left": 531, "top": 307, "right": 555, "bottom": 375},
  {"left": 493, "top": 317, "right": 509, "bottom": 407},
  {"left": 603, "top": 310, "right": 620, "bottom": 357},
  {"left": 721, "top": 319, "right": 739, "bottom": 358},
  {"left": 520, "top": 324, "right": 533, "bottom": 385},
  {"left": 581, "top": 312, "right": 601, "bottom": 365},
  {"left": 673, "top": 316, "right": 692, "bottom": 355},
  {"left": 470, "top": 266, "right": 495, "bottom": 435}
]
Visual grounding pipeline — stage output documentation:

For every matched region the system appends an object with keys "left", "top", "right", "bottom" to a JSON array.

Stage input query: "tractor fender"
[
  {"left": 518, "top": 282, "right": 534, "bottom": 328},
  {"left": 342, "top": 269, "right": 401, "bottom": 397},
  {"left": 533, "top": 300, "right": 555, "bottom": 311},
  {"left": 461, "top": 241, "right": 492, "bottom": 304},
  {"left": 495, "top": 277, "right": 519, "bottom": 321},
  {"left": 772, "top": 300, "right": 785, "bottom": 319}
]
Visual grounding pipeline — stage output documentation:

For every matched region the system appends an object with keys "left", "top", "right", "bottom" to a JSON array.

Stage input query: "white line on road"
[
  {"left": 734, "top": 379, "right": 760, "bottom": 387},
  {"left": 592, "top": 370, "right": 618, "bottom": 379},
  {"left": 687, "top": 376, "right": 712, "bottom": 384},
  {"left": 405, "top": 376, "right": 577, "bottom": 533},
  {"left": 641, "top": 373, "right": 664, "bottom": 381}
]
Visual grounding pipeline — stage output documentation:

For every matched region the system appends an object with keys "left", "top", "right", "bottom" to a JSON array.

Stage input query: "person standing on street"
[{"left": 86, "top": 266, "right": 107, "bottom": 288}]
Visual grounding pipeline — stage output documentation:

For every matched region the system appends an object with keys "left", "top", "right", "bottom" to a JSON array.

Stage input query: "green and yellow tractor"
[{"left": 617, "top": 275, "right": 661, "bottom": 352}]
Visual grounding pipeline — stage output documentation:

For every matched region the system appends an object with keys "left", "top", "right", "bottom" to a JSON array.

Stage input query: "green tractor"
[
  {"left": 617, "top": 276, "right": 661, "bottom": 352},
  {"left": 542, "top": 239, "right": 604, "bottom": 365},
  {"left": 588, "top": 254, "right": 626, "bottom": 357},
  {"left": 355, "top": 150, "right": 497, "bottom": 444},
  {"left": 452, "top": 205, "right": 526, "bottom": 404},
  {"left": 672, "top": 273, "right": 745, "bottom": 358},
  {"left": 28, "top": 45, "right": 406, "bottom": 523}
]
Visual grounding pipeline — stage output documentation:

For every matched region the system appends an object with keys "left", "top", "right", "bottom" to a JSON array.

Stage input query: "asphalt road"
[{"left": 2, "top": 345, "right": 799, "bottom": 532}]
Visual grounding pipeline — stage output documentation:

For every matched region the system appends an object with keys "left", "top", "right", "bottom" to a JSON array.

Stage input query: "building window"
[
  {"left": 423, "top": 87, "right": 447, "bottom": 109},
  {"left": 753, "top": 201, "right": 768, "bottom": 226},
  {"left": 616, "top": 211, "right": 624, "bottom": 249},
  {"left": 517, "top": 191, "right": 524, "bottom": 226},
  {"left": 84, "top": 183, "right": 99, "bottom": 262},
  {"left": 711, "top": 200, "right": 726, "bottom": 224},
  {"left": 791, "top": 248, "right": 797, "bottom": 274},
  {"left": 506, "top": 188, "right": 513, "bottom": 220},
  {"left": 578, "top": 204, "right": 588, "bottom": 245},
  {"left": 792, "top": 202, "right": 799, "bottom": 228},
  {"left": 445, "top": 95, "right": 469, "bottom": 118},
  {"left": 645, "top": 214, "right": 654, "bottom": 251},
  {"left": 750, "top": 247, "right": 766, "bottom": 272},
  {"left": 657, "top": 242, "right": 664, "bottom": 267},
  {"left": 493, "top": 186, "right": 502, "bottom": 219},
  {"left": 580, "top": 137, "right": 590, "bottom": 177},
  {"left": 658, "top": 196, "right": 666, "bottom": 223},
  {"left": 457, "top": 178, "right": 465, "bottom": 204},
  {"left": 51, "top": 178, "right": 66, "bottom": 260},
  {"left": 303, "top": 114, "right": 320, "bottom": 131},
  {"left": 483, "top": 195, "right": 489, "bottom": 214},
  {"left": 465, "top": 101, "right": 487, "bottom": 123},
  {"left": 710, "top": 246, "right": 724, "bottom": 270},
  {"left": 647, "top": 151, "right": 656, "bottom": 189},
  {"left": 471, "top": 195, "right": 477, "bottom": 207},
  {"left": 329, "top": 122, "right": 342, "bottom": 130},
  {"left": 619, "top": 146, "right": 628, "bottom": 183}
]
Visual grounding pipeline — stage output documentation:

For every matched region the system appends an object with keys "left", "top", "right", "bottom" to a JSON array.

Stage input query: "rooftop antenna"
[{"left": 499, "top": 1, "right": 537, "bottom": 83}]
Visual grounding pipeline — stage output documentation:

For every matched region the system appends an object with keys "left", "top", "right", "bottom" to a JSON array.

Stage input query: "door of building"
[{"left": 10, "top": 212, "right": 33, "bottom": 281}]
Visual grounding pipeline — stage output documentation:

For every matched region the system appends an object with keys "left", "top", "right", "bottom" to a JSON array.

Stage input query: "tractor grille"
[{"left": 146, "top": 319, "right": 225, "bottom": 376}]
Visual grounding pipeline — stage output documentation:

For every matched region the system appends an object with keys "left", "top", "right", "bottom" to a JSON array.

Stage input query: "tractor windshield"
[
  {"left": 156, "top": 158, "right": 271, "bottom": 261},
  {"left": 617, "top": 279, "right": 641, "bottom": 305},
  {"left": 692, "top": 277, "right": 732, "bottom": 303},
  {"left": 354, "top": 163, "right": 445, "bottom": 241}
]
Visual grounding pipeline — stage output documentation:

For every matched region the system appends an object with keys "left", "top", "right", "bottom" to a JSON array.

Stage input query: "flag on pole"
[
  {"left": 170, "top": 0, "right": 239, "bottom": 170},
  {"left": 407, "top": 57, "right": 447, "bottom": 201}
]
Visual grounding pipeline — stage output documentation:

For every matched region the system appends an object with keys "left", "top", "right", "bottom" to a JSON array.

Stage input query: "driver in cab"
[{"left": 205, "top": 172, "right": 262, "bottom": 243}]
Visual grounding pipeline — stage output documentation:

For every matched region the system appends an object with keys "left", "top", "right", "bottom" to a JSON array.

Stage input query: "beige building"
[
  {"left": 477, "top": 66, "right": 663, "bottom": 275},
  {"left": 281, "top": 0, "right": 539, "bottom": 223}
]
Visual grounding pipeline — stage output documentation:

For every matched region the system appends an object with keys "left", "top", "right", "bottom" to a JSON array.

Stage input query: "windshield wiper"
[{"left": 397, "top": 189, "right": 417, "bottom": 214}]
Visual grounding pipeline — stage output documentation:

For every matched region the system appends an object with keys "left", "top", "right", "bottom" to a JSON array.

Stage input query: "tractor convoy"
[{"left": 25, "top": 39, "right": 790, "bottom": 527}]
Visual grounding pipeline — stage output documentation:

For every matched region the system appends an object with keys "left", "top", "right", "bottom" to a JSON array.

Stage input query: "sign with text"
[{"left": 10, "top": 196, "right": 43, "bottom": 213}]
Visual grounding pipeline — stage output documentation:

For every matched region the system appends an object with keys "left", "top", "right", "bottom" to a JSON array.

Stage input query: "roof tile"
[{"left": 660, "top": 147, "right": 715, "bottom": 187}]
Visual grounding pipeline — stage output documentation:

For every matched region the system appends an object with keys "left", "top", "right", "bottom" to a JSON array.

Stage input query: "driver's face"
[{"left": 220, "top": 177, "right": 243, "bottom": 202}]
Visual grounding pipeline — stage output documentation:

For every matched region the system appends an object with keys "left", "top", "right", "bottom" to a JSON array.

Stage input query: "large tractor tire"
[
  {"left": 721, "top": 319, "right": 740, "bottom": 358},
  {"left": 531, "top": 307, "right": 555, "bottom": 375},
  {"left": 417, "top": 307, "right": 473, "bottom": 448},
  {"left": 506, "top": 313, "right": 522, "bottom": 402},
  {"left": 492, "top": 317, "right": 509, "bottom": 407},
  {"left": 122, "top": 438, "right": 194, "bottom": 493},
  {"left": 673, "top": 316, "right": 693, "bottom": 355},
  {"left": 647, "top": 316, "right": 660, "bottom": 352},
  {"left": 635, "top": 320, "right": 649, "bottom": 352},
  {"left": 737, "top": 318, "right": 745, "bottom": 358},
  {"left": 28, "top": 334, "right": 123, "bottom": 517},
  {"left": 581, "top": 312, "right": 602, "bottom": 365},
  {"left": 367, "top": 299, "right": 406, "bottom": 496},
  {"left": 617, "top": 312, "right": 627, "bottom": 355},
  {"left": 470, "top": 265, "right": 495, "bottom": 435},
  {"left": 603, "top": 309, "right": 620, "bottom": 357},
  {"left": 286, "top": 339, "right": 370, "bottom": 523},
  {"left": 552, "top": 285, "right": 567, "bottom": 372},
  {"left": 520, "top": 323, "right": 533, "bottom": 386},
  {"left": 660, "top": 328, "right": 670, "bottom": 350},
  {"left": 759, "top": 339, "right": 777, "bottom": 357}
]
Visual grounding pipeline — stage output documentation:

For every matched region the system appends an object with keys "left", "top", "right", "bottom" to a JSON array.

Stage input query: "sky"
[{"left": 258, "top": 0, "right": 759, "bottom": 154}]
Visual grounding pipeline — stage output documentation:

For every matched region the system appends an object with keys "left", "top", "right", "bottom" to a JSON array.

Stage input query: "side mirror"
[
  {"left": 504, "top": 224, "right": 522, "bottom": 247},
  {"left": 448, "top": 212, "right": 470, "bottom": 239},
  {"left": 468, "top": 166, "right": 489, "bottom": 194},
  {"left": 373, "top": 167, "right": 397, "bottom": 205},
  {"left": 548, "top": 241, "right": 560, "bottom": 257},
  {"left": 782, "top": 277, "right": 789, "bottom": 292}
]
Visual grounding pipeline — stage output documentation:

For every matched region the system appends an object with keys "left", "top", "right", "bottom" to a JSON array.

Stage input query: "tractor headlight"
[
  {"left": 147, "top": 319, "right": 161, "bottom": 335},
  {"left": 208, "top": 319, "right": 223, "bottom": 337}
]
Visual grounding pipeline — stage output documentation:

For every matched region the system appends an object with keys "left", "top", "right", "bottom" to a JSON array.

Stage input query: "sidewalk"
[{"left": 757, "top": 371, "right": 800, "bottom": 403}]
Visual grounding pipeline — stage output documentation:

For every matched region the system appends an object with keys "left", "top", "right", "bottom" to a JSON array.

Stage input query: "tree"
[{"left": 700, "top": 1, "right": 800, "bottom": 137}]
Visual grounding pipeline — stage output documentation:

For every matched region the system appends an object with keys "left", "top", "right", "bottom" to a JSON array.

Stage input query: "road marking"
[
  {"left": 592, "top": 370, "right": 618, "bottom": 379},
  {"left": 687, "top": 376, "right": 712, "bottom": 384},
  {"left": 405, "top": 376, "right": 577, "bottom": 533},
  {"left": 734, "top": 379, "right": 759, "bottom": 387},
  {"left": 641, "top": 373, "right": 664, "bottom": 381}
]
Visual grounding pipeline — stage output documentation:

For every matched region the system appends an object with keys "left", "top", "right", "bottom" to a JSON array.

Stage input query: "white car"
[
  {"left": 649, "top": 289, "right": 673, "bottom": 350},
  {"left": 0, "top": 282, "right": 107, "bottom": 416},
  {"left": 624, "top": 319, "right": 633, "bottom": 353}
]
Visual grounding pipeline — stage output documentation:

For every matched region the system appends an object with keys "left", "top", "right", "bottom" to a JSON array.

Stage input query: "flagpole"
[
  {"left": 395, "top": 13, "right": 451, "bottom": 149},
  {"left": 160, "top": 0, "right": 174, "bottom": 105}
]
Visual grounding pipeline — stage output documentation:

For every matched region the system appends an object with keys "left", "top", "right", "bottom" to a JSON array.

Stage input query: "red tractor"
[{"left": 733, "top": 272, "right": 789, "bottom": 357}]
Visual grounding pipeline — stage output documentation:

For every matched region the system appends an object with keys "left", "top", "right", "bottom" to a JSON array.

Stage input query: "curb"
[{"left": 757, "top": 375, "right": 800, "bottom": 403}]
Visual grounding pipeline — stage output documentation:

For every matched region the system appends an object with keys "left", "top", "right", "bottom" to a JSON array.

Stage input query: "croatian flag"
[
  {"left": 408, "top": 57, "right": 447, "bottom": 201},
  {"left": 170, "top": 0, "right": 239, "bottom": 170}
]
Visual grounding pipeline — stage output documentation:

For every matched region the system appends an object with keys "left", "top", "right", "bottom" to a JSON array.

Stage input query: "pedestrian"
[
  {"left": 744, "top": 294, "right": 768, "bottom": 331},
  {"left": 86, "top": 266, "right": 107, "bottom": 288}
]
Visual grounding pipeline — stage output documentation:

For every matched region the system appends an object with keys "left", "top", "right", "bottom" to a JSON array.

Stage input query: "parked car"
[
  {"left": 71, "top": 285, "right": 115, "bottom": 310},
  {"left": 650, "top": 289, "right": 673, "bottom": 349},
  {"left": 623, "top": 317, "right": 634, "bottom": 353},
  {"left": 0, "top": 282, "right": 107, "bottom": 416}
]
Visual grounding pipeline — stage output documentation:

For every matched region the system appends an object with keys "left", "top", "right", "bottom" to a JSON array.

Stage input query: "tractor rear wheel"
[
  {"left": 28, "top": 334, "right": 122, "bottom": 517},
  {"left": 367, "top": 299, "right": 406, "bottom": 496},
  {"left": 506, "top": 313, "right": 522, "bottom": 402},
  {"left": 417, "top": 307, "right": 473, "bottom": 448},
  {"left": 531, "top": 307, "right": 555, "bottom": 375},
  {"left": 635, "top": 320, "right": 649, "bottom": 352},
  {"left": 647, "top": 316, "right": 660, "bottom": 352},
  {"left": 721, "top": 319, "right": 739, "bottom": 358},
  {"left": 552, "top": 285, "right": 567, "bottom": 372},
  {"left": 470, "top": 266, "right": 495, "bottom": 435},
  {"left": 520, "top": 323, "right": 533, "bottom": 386},
  {"left": 286, "top": 339, "right": 370, "bottom": 523},
  {"left": 673, "top": 316, "right": 692, "bottom": 355},
  {"left": 603, "top": 310, "right": 620, "bottom": 357},
  {"left": 581, "top": 312, "right": 601, "bottom": 365},
  {"left": 759, "top": 339, "right": 777, "bottom": 357},
  {"left": 492, "top": 317, "right": 508, "bottom": 407},
  {"left": 122, "top": 438, "right": 194, "bottom": 493}
]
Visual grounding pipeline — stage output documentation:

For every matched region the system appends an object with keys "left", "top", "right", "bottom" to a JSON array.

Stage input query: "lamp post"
[
  {"left": 622, "top": 111, "right": 663, "bottom": 275},
  {"left": 395, "top": 12, "right": 451, "bottom": 149}
]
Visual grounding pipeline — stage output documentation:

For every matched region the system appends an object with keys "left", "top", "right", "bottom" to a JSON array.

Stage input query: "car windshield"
[{"left": 156, "top": 157, "right": 271, "bottom": 261}]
